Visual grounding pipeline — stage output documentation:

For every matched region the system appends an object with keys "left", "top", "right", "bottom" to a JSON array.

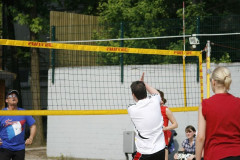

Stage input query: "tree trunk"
[{"left": 30, "top": 41, "right": 45, "bottom": 146}]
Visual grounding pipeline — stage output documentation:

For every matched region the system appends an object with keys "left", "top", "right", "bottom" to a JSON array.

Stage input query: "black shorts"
[
  {"left": 0, "top": 148, "right": 25, "bottom": 160},
  {"left": 221, "top": 156, "right": 240, "bottom": 160},
  {"left": 132, "top": 148, "right": 165, "bottom": 160}
]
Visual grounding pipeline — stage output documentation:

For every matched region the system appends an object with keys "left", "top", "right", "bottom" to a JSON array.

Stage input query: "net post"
[
  {"left": 206, "top": 40, "right": 211, "bottom": 98},
  {"left": 199, "top": 53, "right": 204, "bottom": 102}
]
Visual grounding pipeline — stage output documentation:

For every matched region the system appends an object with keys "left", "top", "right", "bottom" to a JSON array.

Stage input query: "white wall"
[
  {"left": 47, "top": 115, "right": 133, "bottom": 160},
  {"left": 47, "top": 63, "right": 240, "bottom": 160}
]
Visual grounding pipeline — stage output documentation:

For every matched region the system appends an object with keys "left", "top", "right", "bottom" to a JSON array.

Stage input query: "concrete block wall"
[
  {"left": 47, "top": 112, "right": 198, "bottom": 160},
  {"left": 47, "top": 115, "right": 134, "bottom": 159}
]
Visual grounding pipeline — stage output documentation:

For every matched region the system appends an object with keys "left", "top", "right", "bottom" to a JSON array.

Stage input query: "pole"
[
  {"left": 51, "top": 26, "right": 56, "bottom": 84},
  {"left": 199, "top": 54, "right": 204, "bottom": 102},
  {"left": 182, "top": 1, "right": 187, "bottom": 107},
  {"left": 196, "top": 17, "right": 200, "bottom": 83},
  {"left": 120, "top": 22, "right": 124, "bottom": 83},
  {"left": 206, "top": 40, "right": 211, "bottom": 98},
  {"left": 183, "top": 55, "right": 187, "bottom": 108},
  {"left": 183, "top": 1, "right": 185, "bottom": 51}
]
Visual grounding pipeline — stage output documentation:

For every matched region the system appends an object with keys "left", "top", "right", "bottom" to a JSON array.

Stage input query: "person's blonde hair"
[{"left": 211, "top": 66, "right": 232, "bottom": 90}]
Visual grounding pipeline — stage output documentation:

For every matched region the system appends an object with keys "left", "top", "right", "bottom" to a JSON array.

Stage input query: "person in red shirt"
[
  {"left": 157, "top": 90, "right": 178, "bottom": 160},
  {"left": 196, "top": 66, "right": 240, "bottom": 160}
]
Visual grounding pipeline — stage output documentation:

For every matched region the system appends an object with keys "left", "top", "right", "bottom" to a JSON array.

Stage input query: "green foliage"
[
  {"left": 98, "top": 0, "right": 169, "bottom": 23},
  {"left": 96, "top": 0, "right": 240, "bottom": 65},
  {"left": 8, "top": 0, "right": 51, "bottom": 37},
  {"left": 13, "top": 13, "right": 44, "bottom": 34},
  {"left": 3, "top": 0, "right": 51, "bottom": 68},
  {"left": 176, "top": 1, "right": 211, "bottom": 35},
  {"left": 13, "top": 13, "right": 30, "bottom": 25},
  {"left": 211, "top": 52, "right": 231, "bottom": 63},
  {"left": 96, "top": 0, "right": 221, "bottom": 65},
  {"left": 176, "top": 1, "right": 211, "bottom": 18},
  {"left": 30, "top": 17, "right": 44, "bottom": 34},
  {"left": 220, "top": 52, "right": 231, "bottom": 63},
  {"left": 97, "top": 0, "right": 182, "bottom": 65}
]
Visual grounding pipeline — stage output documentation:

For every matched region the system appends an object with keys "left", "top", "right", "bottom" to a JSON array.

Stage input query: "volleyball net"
[{"left": 0, "top": 39, "right": 203, "bottom": 115}]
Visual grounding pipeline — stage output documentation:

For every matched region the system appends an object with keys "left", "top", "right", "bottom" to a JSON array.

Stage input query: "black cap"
[{"left": 6, "top": 90, "right": 19, "bottom": 98}]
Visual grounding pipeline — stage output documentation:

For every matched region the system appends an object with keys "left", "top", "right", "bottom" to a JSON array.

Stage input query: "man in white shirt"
[{"left": 128, "top": 73, "right": 165, "bottom": 160}]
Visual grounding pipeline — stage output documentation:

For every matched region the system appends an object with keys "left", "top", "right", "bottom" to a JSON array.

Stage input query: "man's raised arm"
[{"left": 140, "top": 72, "right": 159, "bottom": 95}]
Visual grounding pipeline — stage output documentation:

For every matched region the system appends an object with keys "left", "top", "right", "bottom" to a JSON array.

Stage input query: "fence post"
[
  {"left": 120, "top": 22, "right": 124, "bottom": 83},
  {"left": 51, "top": 26, "right": 55, "bottom": 84}
]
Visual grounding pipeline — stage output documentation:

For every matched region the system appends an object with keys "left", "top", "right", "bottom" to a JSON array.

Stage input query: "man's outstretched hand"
[{"left": 140, "top": 72, "right": 145, "bottom": 81}]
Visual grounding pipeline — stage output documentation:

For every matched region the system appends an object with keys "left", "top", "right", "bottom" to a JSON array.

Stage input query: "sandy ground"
[
  {"left": 25, "top": 147, "right": 48, "bottom": 160},
  {"left": 25, "top": 147, "right": 91, "bottom": 160}
]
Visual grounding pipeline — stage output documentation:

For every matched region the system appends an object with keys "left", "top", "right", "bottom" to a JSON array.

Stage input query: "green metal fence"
[{"left": 2, "top": 15, "right": 240, "bottom": 110}]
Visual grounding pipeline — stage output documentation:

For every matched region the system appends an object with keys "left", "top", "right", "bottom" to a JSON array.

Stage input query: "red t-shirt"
[
  {"left": 202, "top": 93, "right": 240, "bottom": 160},
  {"left": 161, "top": 106, "right": 172, "bottom": 146}
]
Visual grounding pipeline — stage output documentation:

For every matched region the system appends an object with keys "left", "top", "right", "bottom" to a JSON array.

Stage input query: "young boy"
[{"left": 128, "top": 73, "right": 165, "bottom": 160}]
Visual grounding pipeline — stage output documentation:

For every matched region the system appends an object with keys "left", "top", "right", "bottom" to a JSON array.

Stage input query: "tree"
[
  {"left": 55, "top": 0, "right": 107, "bottom": 15},
  {"left": 97, "top": 0, "right": 240, "bottom": 64},
  {"left": 2, "top": 0, "right": 105, "bottom": 146},
  {"left": 96, "top": 0, "right": 184, "bottom": 64},
  {"left": 5, "top": 0, "right": 52, "bottom": 146},
  {"left": 176, "top": 0, "right": 240, "bottom": 61},
  {"left": 2, "top": 0, "right": 24, "bottom": 107}
]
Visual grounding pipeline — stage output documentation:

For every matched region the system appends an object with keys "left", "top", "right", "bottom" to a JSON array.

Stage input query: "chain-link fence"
[{"left": 2, "top": 15, "right": 240, "bottom": 110}]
